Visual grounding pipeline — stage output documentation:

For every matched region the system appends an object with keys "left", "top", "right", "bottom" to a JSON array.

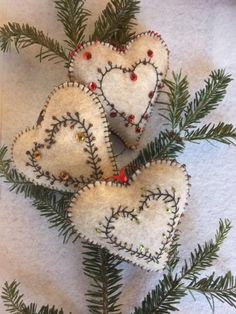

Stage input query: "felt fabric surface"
[
  {"left": 0, "top": 1, "right": 236, "bottom": 313},
  {"left": 12, "top": 82, "right": 117, "bottom": 192},
  {"left": 69, "top": 160, "right": 190, "bottom": 271},
  {"left": 69, "top": 32, "right": 169, "bottom": 149}
]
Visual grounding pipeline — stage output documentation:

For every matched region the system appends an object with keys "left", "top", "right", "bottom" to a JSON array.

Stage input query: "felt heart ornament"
[
  {"left": 68, "top": 160, "right": 190, "bottom": 271},
  {"left": 11, "top": 82, "right": 118, "bottom": 192},
  {"left": 69, "top": 31, "right": 169, "bottom": 149}
]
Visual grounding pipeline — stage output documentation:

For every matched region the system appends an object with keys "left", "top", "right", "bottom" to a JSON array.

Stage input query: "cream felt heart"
[
  {"left": 69, "top": 160, "right": 190, "bottom": 271},
  {"left": 69, "top": 31, "right": 169, "bottom": 149},
  {"left": 11, "top": 82, "right": 118, "bottom": 192}
]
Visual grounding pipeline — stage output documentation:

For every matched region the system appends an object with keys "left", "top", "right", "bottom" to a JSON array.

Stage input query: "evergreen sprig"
[
  {"left": 132, "top": 219, "right": 232, "bottom": 314},
  {"left": 54, "top": 0, "right": 90, "bottom": 49},
  {"left": 132, "top": 273, "right": 186, "bottom": 314},
  {"left": 90, "top": 0, "right": 140, "bottom": 46},
  {"left": 129, "top": 70, "right": 234, "bottom": 175},
  {"left": 0, "top": 145, "right": 76, "bottom": 244},
  {"left": 127, "top": 130, "right": 184, "bottom": 177},
  {"left": 1, "top": 281, "right": 64, "bottom": 314},
  {"left": 0, "top": 23, "right": 68, "bottom": 63},
  {"left": 186, "top": 272, "right": 236, "bottom": 311},
  {"left": 82, "top": 243, "right": 123, "bottom": 314},
  {"left": 33, "top": 194, "right": 77, "bottom": 244},
  {"left": 160, "top": 72, "right": 190, "bottom": 130},
  {"left": 180, "top": 69, "right": 232, "bottom": 130},
  {"left": 181, "top": 219, "right": 232, "bottom": 281},
  {"left": 184, "top": 122, "right": 236, "bottom": 145}
]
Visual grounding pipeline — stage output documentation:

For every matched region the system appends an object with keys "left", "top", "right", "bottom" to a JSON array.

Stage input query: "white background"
[{"left": 1, "top": 1, "right": 236, "bottom": 313}]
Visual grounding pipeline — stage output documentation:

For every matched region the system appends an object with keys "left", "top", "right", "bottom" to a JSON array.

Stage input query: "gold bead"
[
  {"left": 95, "top": 228, "right": 101, "bottom": 234},
  {"left": 33, "top": 150, "right": 41, "bottom": 161},
  {"left": 75, "top": 132, "right": 86, "bottom": 142},
  {"left": 138, "top": 244, "right": 145, "bottom": 253},
  {"left": 60, "top": 171, "right": 70, "bottom": 181},
  {"left": 171, "top": 186, "right": 176, "bottom": 193}
]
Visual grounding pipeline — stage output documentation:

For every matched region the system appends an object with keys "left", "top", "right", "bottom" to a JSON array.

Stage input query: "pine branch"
[
  {"left": 54, "top": 0, "right": 90, "bottom": 50},
  {"left": 180, "top": 70, "right": 232, "bottom": 130},
  {"left": 166, "top": 230, "right": 181, "bottom": 272},
  {"left": 82, "top": 242, "right": 123, "bottom": 314},
  {"left": 1, "top": 281, "right": 28, "bottom": 314},
  {"left": 126, "top": 130, "right": 184, "bottom": 177},
  {"left": 160, "top": 72, "right": 190, "bottom": 130},
  {"left": 1, "top": 281, "right": 64, "bottom": 314},
  {"left": 132, "top": 273, "right": 186, "bottom": 314},
  {"left": 132, "top": 219, "right": 232, "bottom": 314},
  {"left": 33, "top": 194, "right": 78, "bottom": 244},
  {"left": 186, "top": 272, "right": 236, "bottom": 312},
  {"left": 181, "top": 219, "right": 232, "bottom": 281},
  {"left": 129, "top": 69, "right": 234, "bottom": 178},
  {"left": 0, "top": 23, "right": 68, "bottom": 63},
  {"left": 90, "top": 0, "right": 140, "bottom": 46},
  {"left": 38, "top": 305, "right": 64, "bottom": 314},
  {"left": 184, "top": 122, "right": 236, "bottom": 145}
]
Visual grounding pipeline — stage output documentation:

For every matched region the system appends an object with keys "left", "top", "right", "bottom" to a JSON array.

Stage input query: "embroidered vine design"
[
  {"left": 96, "top": 59, "right": 161, "bottom": 128},
  {"left": 25, "top": 112, "right": 103, "bottom": 188},
  {"left": 99, "top": 188, "right": 180, "bottom": 264}
]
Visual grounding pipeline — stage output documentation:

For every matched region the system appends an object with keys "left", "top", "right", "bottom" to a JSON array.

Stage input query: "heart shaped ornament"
[
  {"left": 69, "top": 31, "right": 169, "bottom": 149},
  {"left": 69, "top": 160, "right": 190, "bottom": 271},
  {"left": 11, "top": 82, "right": 118, "bottom": 192}
]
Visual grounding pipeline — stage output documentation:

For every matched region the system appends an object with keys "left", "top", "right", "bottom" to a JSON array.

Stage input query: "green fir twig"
[
  {"left": 0, "top": 23, "right": 68, "bottom": 63},
  {"left": 132, "top": 219, "right": 233, "bottom": 314},
  {"left": 54, "top": 0, "right": 91, "bottom": 49},
  {"left": 90, "top": 0, "right": 140, "bottom": 46},
  {"left": 186, "top": 272, "right": 236, "bottom": 312},
  {"left": 83, "top": 243, "right": 123, "bottom": 314},
  {"left": 128, "top": 70, "right": 234, "bottom": 176},
  {"left": 1, "top": 281, "right": 64, "bottom": 314}
]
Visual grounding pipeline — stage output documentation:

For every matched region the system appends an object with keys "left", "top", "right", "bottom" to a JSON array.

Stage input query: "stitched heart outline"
[
  {"left": 69, "top": 31, "right": 169, "bottom": 149},
  {"left": 11, "top": 82, "right": 118, "bottom": 192},
  {"left": 99, "top": 188, "right": 180, "bottom": 265},
  {"left": 69, "top": 160, "right": 190, "bottom": 271},
  {"left": 96, "top": 59, "right": 159, "bottom": 138}
]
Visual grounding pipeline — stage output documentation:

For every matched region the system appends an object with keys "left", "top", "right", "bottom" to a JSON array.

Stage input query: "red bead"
[
  {"left": 130, "top": 72, "right": 138, "bottom": 81},
  {"left": 136, "top": 127, "right": 142, "bottom": 133},
  {"left": 158, "top": 83, "right": 163, "bottom": 89},
  {"left": 83, "top": 51, "right": 92, "bottom": 60},
  {"left": 147, "top": 49, "right": 154, "bottom": 58},
  {"left": 128, "top": 114, "right": 135, "bottom": 123},
  {"left": 110, "top": 111, "right": 117, "bottom": 118},
  {"left": 88, "top": 82, "right": 97, "bottom": 91},
  {"left": 148, "top": 91, "right": 154, "bottom": 99},
  {"left": 69, "top": 50, "right": 76, "bottom": 58}
]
